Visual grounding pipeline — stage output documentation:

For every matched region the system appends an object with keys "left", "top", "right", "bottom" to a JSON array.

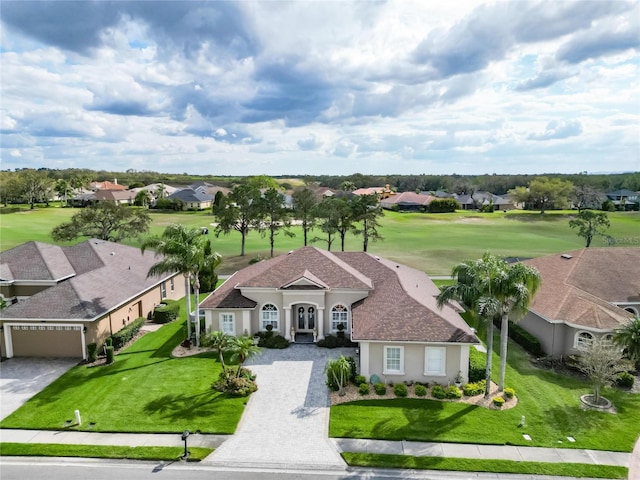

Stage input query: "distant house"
[
  {"left": 188, "top": 182, "right": 232, "bottom": 198},
  {"left": 130, "top": 183, "right": 179, "bottom": 198},
  {"left": 605, "top": 189, "right": 639, "bottom": 211},
  {"left": 455, "top": 192, "right": 515, "bottom": 211},
  {"left": 167, "top": 188, "right": 214, "bottom": 210},
  {"left": 93, "top": 190, "right": 136, "bottom": 205},
  {"left": 518, "top": 248, "right": 639, "bottom": 358},
  {"left": 200, "top": 246, "right": 479, "bottom": 384},
  {"left": 0, "top": 240, "right": 186, "bottom": 359},
  {"left": 353, "top": 185, "right": 395, "bottom": 199},
  {"left": 380, "top": 192, "right": 435, "bottom": 211},
  {"left": 90, "top": 179, "right": 127, "bottom": 191}
]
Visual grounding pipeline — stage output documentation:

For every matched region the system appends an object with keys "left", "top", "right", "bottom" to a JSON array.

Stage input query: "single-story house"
[
  {"left": 90, "top": 179, "right": 127, "bottom": 191},
  {"left": 167, "top": 188, "right": 214, "bottom": 210},
  {"left": 380, "top": 192, "right": 436, "bottom": 212},
  {"left": 0, "top": 240, "right": 186, "bottom": 359},
  {"left": 455, "top": 192, "right": 516, "bottom": 211},
  {"left": 200, "top": 246, "right": 479, "bottom": 384},
  {"left": 70, "top": 190, "right": 136, "bottom": 206},
  {"left": 353, "top": 185, "right": 395, "bottom": 199},
  {"left": 518, "top": 248, "right": 639, "bottom": 358},
  {"left": 130, "top": 183, "right": 179, "bottom": 198},
  {"left": 606, "top": 189, "right": 639, "bottom": 211}
]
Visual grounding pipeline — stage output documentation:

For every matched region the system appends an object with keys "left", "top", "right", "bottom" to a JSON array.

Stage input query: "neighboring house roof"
[
  {"left": 522, "top": 248, "right": 639, "bottom": 330},
  {"left": 93, "top": 190, "right": 136, "bottom": 202},
  {"left": 168, "top": 188, "right": 214, "bottom": 203},
  {"left": 188, "top": 182, "right": 231, "bottom": 197},
  {"left": 380, "top": 191, "right": 435, "bottom": 206},
  {"left": 0, "top": 240, "right": 174, "bottom": 321},
  {"left": 455, "top": 191, "right": 511, "bottom": 207},
  {"left": 606, "top": 189, "right": 638, "bottom": 200},
  {"left": 90, "top": 180, "right": 127, "bottom": 191},
  {"left": 130, "top": 183, "right": 179, "bottom": 196},
  {"left": 201, "top": 246, "right": 478, "bottom": 344}
]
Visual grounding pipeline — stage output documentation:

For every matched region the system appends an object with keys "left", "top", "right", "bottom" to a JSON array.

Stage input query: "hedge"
[
  {"left": 469, "top": 346, "right": 486, "bottom": 383},
  {"left": 108, "top": 317, "right": 146, "bottom": 350},
  {"left": 494, "top": 318, "right": 544, "bottom": 357},
  {"left": 428, "top": 198, "right": 459, "bottom": 213},
  {"left": 153, "top": 300, "right": 180, "bottom": 324}
]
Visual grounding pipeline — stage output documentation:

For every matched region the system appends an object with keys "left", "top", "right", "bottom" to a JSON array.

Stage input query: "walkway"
[{"left": 204, "top": 344, "right": 355, "bottom": 469}]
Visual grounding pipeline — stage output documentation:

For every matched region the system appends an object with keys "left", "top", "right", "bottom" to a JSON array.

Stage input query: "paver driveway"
[
  {"left": 0, "top": 357, "right": 79, "bottom": 421},
  {"left": 206, "top": 344, "right": 356, "bottom": 469}
]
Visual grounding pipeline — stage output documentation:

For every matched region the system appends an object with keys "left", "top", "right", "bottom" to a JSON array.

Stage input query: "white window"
[
  {"left": 425, "top": 347, "right": 446, "bottom": 376},
  {"left": 261, "top": 303, "right": 279, "bottom": 330},
  {"left": 384, "top": 346, "right": 404, "bottom": 374},
  {"left": 575, "top": 331, "right": 594, "bottom": 350},
  {"left": 170, "top": 278, "right": 175, "bottom": 291},
  {"left": 160, "top": 282, "right": 166, "bottom": 299},
  {"left": 331, "top": 304, "right": 349, "bottom": 332},
  {"left": 221, "top": 313, "right": 235, "bottom": 335}
]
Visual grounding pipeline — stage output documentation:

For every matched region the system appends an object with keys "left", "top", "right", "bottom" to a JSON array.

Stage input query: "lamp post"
[{"left": 181, "top": 430, "right": 190, "bottom": 460}]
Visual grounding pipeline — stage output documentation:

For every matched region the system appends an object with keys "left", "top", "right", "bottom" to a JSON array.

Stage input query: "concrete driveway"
[
  {"left": 207, "top": 344, "right": 356, "bottom": 469},
  {"left": 0, "top": 357, "right": 79, "bottom": 420}
]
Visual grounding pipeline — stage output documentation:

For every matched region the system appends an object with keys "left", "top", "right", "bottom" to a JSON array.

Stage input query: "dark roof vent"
[{"left": 561, "top": 254, "right": 573, "bottom": 260}]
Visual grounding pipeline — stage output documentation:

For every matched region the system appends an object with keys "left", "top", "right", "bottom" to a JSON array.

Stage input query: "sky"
[{"left": 1, "top": 1, "right": 639, "bottom": 177}]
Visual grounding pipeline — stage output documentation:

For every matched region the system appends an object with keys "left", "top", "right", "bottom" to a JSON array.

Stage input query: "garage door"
[{"left": 9, "top": 325, "right": 83, "bottom": 358}]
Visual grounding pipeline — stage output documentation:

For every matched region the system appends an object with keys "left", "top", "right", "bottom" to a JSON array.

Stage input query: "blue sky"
[{"left": 1, "top": 1, "right": 639, "bottom": 176}]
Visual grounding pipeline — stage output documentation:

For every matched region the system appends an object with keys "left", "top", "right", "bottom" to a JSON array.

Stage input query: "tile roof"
[
  {"left": 380, "top": 192, "right": 435, "bottom": 206},
  {"left": 93, "top": 190, "right": 136, "bottom": 202},
  {"left": 201, "top": 247, "right": 478, "bottom": 344},
  {"left": 522, "top": 248, "right": 639, "bottom": 330},
  {"left": 0, "top": 240, "right": 176, "bottom": 321}
]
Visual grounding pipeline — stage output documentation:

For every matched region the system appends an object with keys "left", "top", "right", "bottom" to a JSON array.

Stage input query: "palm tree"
[
  {"left": 436, "top": 253, "right": 503, "bottom": 398},
  {"left": 141, "top": 224, "right": 221, "bottom": 347},
  {"left": 493, "top": 262, "right": 541, "bottom": 391},
  {"left": 614, "top": 316, "right": 640, "bottom": 365},
  {"left": 203, "top": 330, "right": 232, "bottom": 371},
  {"left": 230, "top": 335, "right": 261, "bottom": 378}
]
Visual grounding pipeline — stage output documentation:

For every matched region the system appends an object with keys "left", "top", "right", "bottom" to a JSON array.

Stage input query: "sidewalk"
[{"left": 0, "top": 428, "right": 632, "bottom": 469}]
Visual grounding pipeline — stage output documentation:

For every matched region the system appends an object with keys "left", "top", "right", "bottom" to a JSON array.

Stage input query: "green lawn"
[
  {"left": 342, "top": 453, "right": 628, "bottom": 479},
  {"left": 0, "top": 443, "right": 212, "bottom": 462},
  {"left": 330, "top": 335, "right": 640, "bottom": 452},
  {"left": 1, "top": 206, "right": 638, "bottom": 274},
  {"left": 0, "top": 309, "right": 246, "bottom": 434}
]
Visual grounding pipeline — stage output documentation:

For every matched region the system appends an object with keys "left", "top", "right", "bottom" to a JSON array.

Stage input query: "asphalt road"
[{"left": 0, "top": 458, "right": 591, "bottom": 480}]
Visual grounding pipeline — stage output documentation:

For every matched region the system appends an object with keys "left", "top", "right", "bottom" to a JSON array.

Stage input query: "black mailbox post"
[{"left": 181, "top": 430, "right": 190, "bottom": 460}]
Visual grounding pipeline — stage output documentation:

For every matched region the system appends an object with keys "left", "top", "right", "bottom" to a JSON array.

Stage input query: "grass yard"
[
  {"left": 341, "top": 453, "right": 628, "bottom": 479},
  {"left": 330, "top": 335, "right": 640, "bottom": 452},
  {"left": 0, "top": 309, "right": 246, "bottom": 434},
  {"left": 1, "top": 206, "right": 638, "bottom": 275}
]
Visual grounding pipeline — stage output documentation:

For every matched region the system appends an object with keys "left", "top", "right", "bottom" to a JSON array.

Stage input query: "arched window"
[
  {"left": 624, "top": 307, "right": 639, "bottom": 316},
  {"left": 331, "top": 305, "right": 348, "bottom": 332},
  {"left": 602, "top": 333, "right": 614, "bottom": 344},
  {"left": 575, "top": 331, "right": 594, "bottom": 350},
  {"left": 261, "top": 304, "right": 279, "bottom": 331}
]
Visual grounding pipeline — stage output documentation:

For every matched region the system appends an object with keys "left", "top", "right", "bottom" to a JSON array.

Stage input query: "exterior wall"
[{"left": 364, "top": 341, "right": 469, "bottom": 384}]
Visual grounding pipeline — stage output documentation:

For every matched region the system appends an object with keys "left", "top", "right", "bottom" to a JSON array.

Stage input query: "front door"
[{"left": 296, "top": 305, "right": 316, "bottom": 332}]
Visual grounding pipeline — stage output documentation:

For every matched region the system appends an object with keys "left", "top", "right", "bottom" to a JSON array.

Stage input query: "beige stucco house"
[
  {"left": 200, "top": 246, "right": 479, "bottom": 384},
  {"left": 519, "top": 248, "right": 640, "bottom": 358},
  {"left": 0, "top": 240, "right": 186, "bottom": 360}
]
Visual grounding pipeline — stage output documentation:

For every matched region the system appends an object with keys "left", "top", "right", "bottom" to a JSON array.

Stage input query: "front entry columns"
[
  {"left": 317, "top": 307, "right": 325, "bottom": 340},
  {"left": 284, "top": 307, "right": 292, "bottom": 340}
]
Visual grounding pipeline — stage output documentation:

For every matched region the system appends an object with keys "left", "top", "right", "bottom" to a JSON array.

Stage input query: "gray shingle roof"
[
  {"left": 168, "top": 188, "right": 214, "bottom": 203},
  {"left": 0, "top": 242, "right": 75, "bottom": 281},
  {"left": 0, "top": 240, "right": 176, "bottom": 321}
]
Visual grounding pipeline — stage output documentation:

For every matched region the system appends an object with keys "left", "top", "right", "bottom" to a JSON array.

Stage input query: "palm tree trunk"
[
  {"left": 499, "top": 312, "right": 508, "bottom": 392},
  {"left": 484, "top": 318, "right": 494, "bottom": 399},
  {"left": 184, "top": 275, "right": 192, "bottom": 341},
  {"left": 194, "top": 277, "right": 201, "bottom": 347}
]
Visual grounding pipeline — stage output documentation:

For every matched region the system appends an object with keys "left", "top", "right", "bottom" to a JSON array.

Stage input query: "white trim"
[
  {"left": 574, "top": 330, "right": 594, "bottom": 350},
  {"left": 220, "top": 313, "right": 235, "bottom": 335},
  {"left": 330, "top": 303, "right": 349, "bottom": 333},
  {"left": 361, "top": 339, "right": 478, "bottom": 346},
  {"left": 424, "top": 346, "right": 446, "bottom": 376},
  {"left": 260, "top": 303, "right": 280, "bottom": 331},
  {"left": 2, "top": 322, "right": 86, "bottom": 360},
  {"left": 383, "top": 345, "right": 404, "bottom": 375}
]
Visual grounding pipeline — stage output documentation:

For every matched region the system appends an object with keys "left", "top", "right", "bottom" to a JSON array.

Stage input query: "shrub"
[
  {"left": 374, "top": 382, "right": 387, "bottom": 395},
  {"left": 445, "top": 385, "right": 462, "bottom": 399},
  {"left": 105, "top": 346, "right": 115, "bottom": 364},
  {"left": 153, "top": 300, "right": 180, "bottom": 324},
  {"left": 259, "top": 334, "right": 290, "bottom": 349},
  {"left": 336, "top": 323, "right": 345, "bottom": 338},
  {"left": 493, "top": 396, "right": 505, "bottom": 408},
  {"left": 503, "top": 387, "right": 516, "bottom": 399},
  {"left": 108, "top": 317, "right": 146, "bottom": 350},
  {"left": 616, "top": 371, "right": 635, "bottom": 389},
  {"left": 87, "top": 343, "right": 98, "bottom": 363},
  {"left": 346, "top": 356, "right": 357, "bottom": 382},
  {"left": 393, "top": 383, "right": 408, "bottom": 398},
  {"left": 249, "top": 255, "right": 265, "bottom": 265},
  {"left": 463, "top": 380, "right": 486, "bottom": 397},
  {"left": 104, "top": 337, "right": 112, "bottom": 347},
  {"left": 429, "top": 198, "right": 459, "bottom": 213},
  {"left": 414, "top": 384, "right": 427, "bottom": 397},
  {"left": 317, "top": 334, "right": 357, "bottom": 348},
  {"left": 358, "top": 383, "right": 370, "bottom": 395},
  {"left": 354, "top": 375, "right": 367, "bottom": 386},
  {"left": 469, "top": 347, "right": 486, "bottom": 383},
  {"left": 431, "top": 384, "right": 447, "bottom": 399},
  {"left": 212, "top": 368, "right": 258, "bottom": 396}
]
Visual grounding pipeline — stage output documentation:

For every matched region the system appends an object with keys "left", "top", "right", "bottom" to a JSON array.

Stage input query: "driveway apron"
[
  {"left": 0, "top": 357, "right": 79, "bottom": 421},
  {"left": 206, "top": 344, "right": 355, "bottom": 469}
]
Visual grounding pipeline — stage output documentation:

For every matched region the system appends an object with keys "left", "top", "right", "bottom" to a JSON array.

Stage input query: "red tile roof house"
[
  {"left": 200, "top": 246, "right": 479, "bottom": 384},
  {"left": 518, "top": 248, "right": 640, "bottom": 358},
  {"left": 0, "top": 240, "right": 186, "bottom": 359}
]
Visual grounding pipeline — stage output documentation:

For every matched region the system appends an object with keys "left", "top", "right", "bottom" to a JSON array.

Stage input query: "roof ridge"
[{"left": 314, "top": 248, "right": 373, "bottom": 289}]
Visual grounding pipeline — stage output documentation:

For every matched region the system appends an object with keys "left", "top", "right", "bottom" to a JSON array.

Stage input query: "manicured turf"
[
  {"left": 330, "top": 335, "right": 640, "bottom": 452},
  {"left": 0, "top": 443, "right": 212, "bottom": 461},
  {"left": 341, "top": 453, "right": 628, "bottom": 479},
  {"left": 1, "top": 206, "right": 638, "bottom": 274},
  {"left": 0, "top": 310, "right": 247, "bottom": 434}
]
